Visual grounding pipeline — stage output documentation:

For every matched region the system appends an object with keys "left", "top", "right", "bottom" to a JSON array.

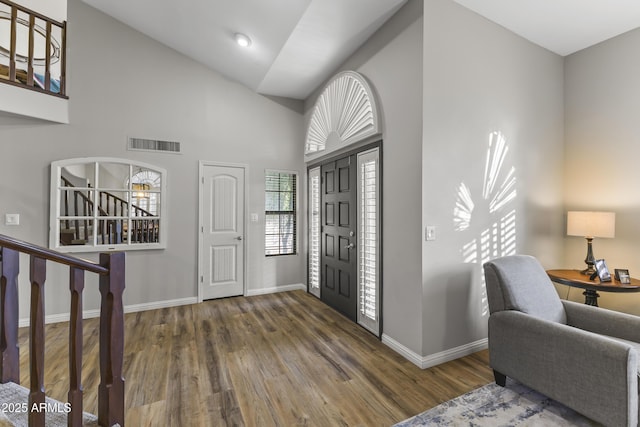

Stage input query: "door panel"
[
  {"left": 321, "top": 155, "right": 357, "bottom": 320},
  {"left": 200, "top": 164, "right": 245, "bottom": 300}
]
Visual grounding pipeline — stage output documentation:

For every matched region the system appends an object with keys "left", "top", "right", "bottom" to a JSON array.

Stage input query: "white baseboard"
[
  {"left": 245, "top": 283, "right": 306, "bottom": 296},
  {"left": 420, "top": 338, "right": 488, "bottom": 369},
  {"left": 18, "top": 296, "right": 199, "bottom": 328},
  {"left": 381, "top": 334, "right": 424, "bottom": 367},
  {"left": 382, "top": 334, "right": 488, "bottom": 369},
  {"left": 18, "top": 284, "right": 307, "bottom": 327}
]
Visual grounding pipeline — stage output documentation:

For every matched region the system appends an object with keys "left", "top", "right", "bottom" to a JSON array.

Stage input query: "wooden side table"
[{"left": 547, "top": 269, "right": 640, "bottom": 307}]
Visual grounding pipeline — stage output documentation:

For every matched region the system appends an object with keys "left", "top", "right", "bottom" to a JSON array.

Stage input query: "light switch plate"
[
  {"left": 5, "top": 213, "right": 19, "bottom": 226},
  {"left": 425, "top": 226, "right": 436, "bottom": 241}
]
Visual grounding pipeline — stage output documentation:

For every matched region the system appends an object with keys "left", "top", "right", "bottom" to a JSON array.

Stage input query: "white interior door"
[{"left": 199, "top": 163, "right": 245, "bottom": 300}]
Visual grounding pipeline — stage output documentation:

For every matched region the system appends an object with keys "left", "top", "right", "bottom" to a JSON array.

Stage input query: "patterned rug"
[
  {"left": 0, "top": 382, "right": 99, "bottom": 427},
  {"left": 394, "top": 379, "right": 601, "bottom": 426}
]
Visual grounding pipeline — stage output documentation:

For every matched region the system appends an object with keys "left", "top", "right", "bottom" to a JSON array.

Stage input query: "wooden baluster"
[
  {"left": 83, "top": 193, "right": 89, "bottom": 243},
  {"left": 0, "top": 248, "right": 20, "bottom": 383},
  {"left": 64, "top": 187, "right": 70, "bottom": 231},
  {"left": 29, "top": 256, "right": 46, "bottom": 427},
  {"left": 73, "top": 192, "right": 80, "bottom": 241},
  {"left": 9, "top": 7, "right": 16, "bottom": 82},
  {"left": 27, "top": 15, "right": 34, "bottom": 87},
  {"left": 98, "top": 252, "right": 125, "bottom": 427},
  {"left": 132, "top": 218, "right": 138, "bottom": 243},
  {"left": 68, "top": 267, "right": 84, "bottom": 427},
  {"left": 60, "top": 21, "right": 66, "bottom": 95},
  {"left": 45, "top": 21, "right": 51, "bottom": 92}
]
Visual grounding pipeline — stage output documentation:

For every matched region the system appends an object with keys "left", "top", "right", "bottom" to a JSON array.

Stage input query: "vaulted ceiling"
[
  {"left": 81, "top": 0, "right": 640, "bottom": 100},
  {"left": 454, "top": 0, "right": 640, "bottom": 56},
  {"left": 82, "top": 0, "right": 407, "bottom": 100}
]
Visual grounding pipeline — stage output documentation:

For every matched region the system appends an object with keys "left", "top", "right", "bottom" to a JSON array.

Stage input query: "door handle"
[
  {"left": 345, "top": 242, "right": 355, "bottom": 249},
  {"left": 234, "top": 236, "right": 243, "bottom": 241}
]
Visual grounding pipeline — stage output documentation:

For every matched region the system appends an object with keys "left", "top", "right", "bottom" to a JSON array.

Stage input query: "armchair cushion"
[{"left": 484, "top": 254, "right": 566, "bottom": 323}]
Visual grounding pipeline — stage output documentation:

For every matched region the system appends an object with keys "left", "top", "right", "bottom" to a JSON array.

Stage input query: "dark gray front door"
[{"left": 320, "top": 154, "right": 357, "bottom": 320}]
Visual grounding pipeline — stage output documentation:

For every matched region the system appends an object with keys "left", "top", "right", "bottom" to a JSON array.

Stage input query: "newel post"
[
  {"left": 0, "top": 248, "right": 20, "bottom": 383},
  {"left": 98, "top": 252, "right": 125, "bottom": 427}
]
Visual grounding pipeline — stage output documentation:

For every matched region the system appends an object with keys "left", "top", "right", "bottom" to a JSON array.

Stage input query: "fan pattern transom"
[{"left": 305, "top": 71, "right": 380, "bottom": 156}]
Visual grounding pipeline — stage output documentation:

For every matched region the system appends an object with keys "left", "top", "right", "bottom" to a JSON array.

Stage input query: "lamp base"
[
  {"left": 580, "top": 237, "right": 596, "bottom": 276},
  {"left": 580, "top": 266, "right": 596, "bottom": 276}
]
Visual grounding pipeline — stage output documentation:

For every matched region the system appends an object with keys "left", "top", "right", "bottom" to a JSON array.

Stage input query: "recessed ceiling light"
[{"left": 234, "top": 33, "right": 251, "bottom": 48}]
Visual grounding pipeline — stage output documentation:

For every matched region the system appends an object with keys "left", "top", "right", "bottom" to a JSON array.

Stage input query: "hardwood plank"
[{"left": 16, "top": 290, "right": 492, "bottom": 426}]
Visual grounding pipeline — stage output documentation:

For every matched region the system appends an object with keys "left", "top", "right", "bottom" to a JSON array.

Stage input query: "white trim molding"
[
  {"left": 19, "top": 296, "right": 198, "bottom": 327},
  {"left": 246, "top": 283, "right": 306, "bottom": 297},
  {"left": 18, "top": 284, "right": 308, "bottom": 327},
  {"left": 382, "top": 334, "right": 488, "bottom": 369},
  {"left": 305, "top": 71, "right": 380, "bottom": 161}
]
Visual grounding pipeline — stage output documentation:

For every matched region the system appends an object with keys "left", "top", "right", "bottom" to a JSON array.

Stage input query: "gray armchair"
[{"left": 484, "top": 255, "right": 640, "bottom": 427}]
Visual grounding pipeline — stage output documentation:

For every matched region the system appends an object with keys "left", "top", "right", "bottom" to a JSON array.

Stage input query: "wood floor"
[{"left": 16, "top": 290, "right": 493, "bottom": 426}]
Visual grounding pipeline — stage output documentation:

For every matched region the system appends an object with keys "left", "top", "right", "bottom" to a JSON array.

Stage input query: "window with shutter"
[
  {"left": 265, "top": 171, "right": 297, "bottom": 256},
  {"left": 308, "top": 167, "right": 321, "bottom": 296},
  {"left": 357, "top": 148, "right": 380, "bottom": 334}
]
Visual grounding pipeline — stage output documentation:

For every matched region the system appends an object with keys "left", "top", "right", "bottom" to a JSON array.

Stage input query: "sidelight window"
[
  {"left": 308, "top": 167, "right": 321, "bottom": 296},
  {"left": 357, "top": 148, "right": 380, "bottom": 335}
]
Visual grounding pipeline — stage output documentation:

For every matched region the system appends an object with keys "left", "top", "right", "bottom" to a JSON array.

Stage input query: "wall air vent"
[{"left": 127, "top": 137, "right": 181, "bottom": 154}]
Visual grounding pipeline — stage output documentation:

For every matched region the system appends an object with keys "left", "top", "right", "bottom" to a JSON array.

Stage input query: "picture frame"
[
  {"left": 615, "top": 268, "right": 631, "bottom": 284},
  {"left": 595, "top": 259, "right": 612, "bottom": 282}
]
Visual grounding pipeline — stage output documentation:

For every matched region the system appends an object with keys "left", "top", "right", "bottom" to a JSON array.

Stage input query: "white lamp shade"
[{"left": 567, "top": 211, "right": 615, "bottom": 238}]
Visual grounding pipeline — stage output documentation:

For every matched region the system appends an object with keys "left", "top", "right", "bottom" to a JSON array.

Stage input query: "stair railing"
[
  {"left": 61, "top": 177, "right": 159, "bottom": 246},
  {"left": 0, "top": 0, "right": 67, "bottom": 97},
  {"left": 0, "top": 234, "right": 125, "bottom": 427}
]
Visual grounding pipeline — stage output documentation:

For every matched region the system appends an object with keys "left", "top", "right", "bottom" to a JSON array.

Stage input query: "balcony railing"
[{"left": 0, "top": 0, "right": 66, "bottom": 97}]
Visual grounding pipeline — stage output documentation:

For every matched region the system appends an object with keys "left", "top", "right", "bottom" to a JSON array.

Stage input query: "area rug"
[
  {"left": 394, "top": 379, "right": 600, "bottom": 426},
  {"left": 0, "top": 382, "right": 99, "bottom": 427}
]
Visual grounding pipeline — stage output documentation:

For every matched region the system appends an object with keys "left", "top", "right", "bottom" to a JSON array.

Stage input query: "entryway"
[{"left": 308, "top": 143, "right": 382, "bottom": 336}]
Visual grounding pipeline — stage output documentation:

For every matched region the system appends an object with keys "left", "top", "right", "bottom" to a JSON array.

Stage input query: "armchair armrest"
[
  {"left": 489, "top": 310, "right": 638, "bottom": 427},
  {"left": 563, "top": 300, "right": 640, "bottom": 343}
]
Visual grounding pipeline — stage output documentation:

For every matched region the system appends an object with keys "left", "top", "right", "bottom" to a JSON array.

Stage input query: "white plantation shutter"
[
  {"left": 308, "top": 167, "right": 321, "bottom": 297},
  {"left": 357, "top": 148, "right": 380, "bottom": 334},
  {"left": 265, "top": 171, "right": 297, "bottom": 256}
]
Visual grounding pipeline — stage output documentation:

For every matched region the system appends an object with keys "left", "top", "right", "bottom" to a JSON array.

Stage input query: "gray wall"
[
  {"left": 0, "top": 0, "right": 305, "bottom": 319},
  {"left": 564, "top": 28, "right": 640, "bottom": 313},
  {"left": 421, "top": 0, "right": 565, "bottom": 356}
]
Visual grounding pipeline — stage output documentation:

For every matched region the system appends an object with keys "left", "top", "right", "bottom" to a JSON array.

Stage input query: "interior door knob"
[
  {"left": 234, "top": 236, "right": 243, "bottom": 241},
  {"left": 345, "top": 242, "right": 355, "bottom": 249}
]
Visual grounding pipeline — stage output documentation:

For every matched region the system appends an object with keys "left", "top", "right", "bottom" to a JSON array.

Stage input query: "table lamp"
[{"left": 567, "top": 211, "right": 615, "bottom": 275}]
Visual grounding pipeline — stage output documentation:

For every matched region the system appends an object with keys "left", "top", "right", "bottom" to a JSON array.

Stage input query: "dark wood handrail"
[
  {"left": 60, "top": 176, "right": 160, "bottom": 246},
  {"left": 0, "top": 0, "right": 67, "bottom": 98},
  {"left": 100, "top": 191, "right": 155, "bottom": 218},
  {"left": 0, "top": 234, "right": 125, "bottom": 427},
  {"left": 61, "top": 176, "right": 154, "bottom": 218},
  {"left": 1, "top": 0, "right": 64, "bottom": 27},
  {"left": 0, "top": 234, "right": 107, "bottom": 275}
]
